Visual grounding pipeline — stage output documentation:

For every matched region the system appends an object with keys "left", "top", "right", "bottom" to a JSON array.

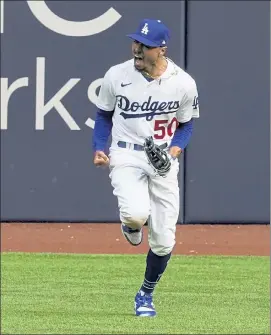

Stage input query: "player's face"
[{"left": 132, "top": 40, "right": 161, "bottom": 71}]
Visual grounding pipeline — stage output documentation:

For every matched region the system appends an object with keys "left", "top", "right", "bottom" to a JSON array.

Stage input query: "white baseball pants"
[{"left": 109, "top": 146, "right": 180, "bottom": 256}]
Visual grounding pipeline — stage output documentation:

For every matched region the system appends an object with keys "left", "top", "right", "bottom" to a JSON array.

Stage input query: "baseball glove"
[{"left": 143, "top": 136, "right": 171, "bottom": 177}]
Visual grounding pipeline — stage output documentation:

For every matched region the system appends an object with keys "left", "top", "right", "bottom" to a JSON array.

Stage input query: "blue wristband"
[{"left": 170, "top": 119, "right": 193, "bottom": 150}]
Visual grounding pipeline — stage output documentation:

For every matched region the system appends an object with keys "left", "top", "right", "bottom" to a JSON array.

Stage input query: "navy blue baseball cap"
[{"left": 127, "top": 19, "right": 170, "bottom": 47}]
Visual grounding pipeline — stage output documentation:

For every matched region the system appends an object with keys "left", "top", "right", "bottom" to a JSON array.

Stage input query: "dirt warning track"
[{"left": 1, "top": 223, "right": 269, "bottom": 256}]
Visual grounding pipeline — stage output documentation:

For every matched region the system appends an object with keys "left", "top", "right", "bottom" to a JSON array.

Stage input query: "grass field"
[{"left": 1, "top": 253, "right": 270, "bottom": 334}]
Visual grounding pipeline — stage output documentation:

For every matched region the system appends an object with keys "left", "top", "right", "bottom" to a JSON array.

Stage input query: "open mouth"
[
  {"left": 134, "top": 55, "right": 144, "bottom": 67},
  {"left": 134, "top": 55, "right": 143, "bottom": 60}
]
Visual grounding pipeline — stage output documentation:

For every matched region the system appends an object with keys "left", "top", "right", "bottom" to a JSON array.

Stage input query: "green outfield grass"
[{"left": 1, "top": 253, "right": 270, "bottom": 334}]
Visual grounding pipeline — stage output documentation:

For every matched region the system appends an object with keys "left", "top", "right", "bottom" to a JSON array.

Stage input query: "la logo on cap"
[{"left": 141, "top": 23, "right": 149, "bottom": 35}]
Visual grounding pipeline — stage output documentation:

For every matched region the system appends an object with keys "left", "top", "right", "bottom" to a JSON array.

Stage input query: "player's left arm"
[
  {"left": 169, "top": 120, "right": 193, "bottom": 158},
  {"left": 169, "top": 79, "right": 199, "bottom": 158}
]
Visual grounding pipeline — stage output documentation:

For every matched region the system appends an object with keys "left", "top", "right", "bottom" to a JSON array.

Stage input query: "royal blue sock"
[{"left": 140, "top": 249, "right": 171, "bottom": 294}]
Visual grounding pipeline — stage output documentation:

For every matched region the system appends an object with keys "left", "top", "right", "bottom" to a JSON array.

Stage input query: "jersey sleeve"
[
  {"left": 176, "top": 79, "right": 200, "bottom": 123},
  {"left": 96, "top": 68, "right": 116, "bottom": 112}
]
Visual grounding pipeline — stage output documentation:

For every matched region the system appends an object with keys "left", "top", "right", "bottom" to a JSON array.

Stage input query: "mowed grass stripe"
[{"left": 1, "top": 253, "right": 270, "bottom": 334}]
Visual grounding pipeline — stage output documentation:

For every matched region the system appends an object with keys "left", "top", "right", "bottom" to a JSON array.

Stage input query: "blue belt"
[{"left": 117, "top": 141, "right": 167, "bottom": 151}]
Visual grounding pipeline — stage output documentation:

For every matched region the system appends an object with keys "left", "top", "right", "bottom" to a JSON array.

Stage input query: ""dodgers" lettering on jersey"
[{"left": 116, "top": 95, "right": 180, "bottom": 120}]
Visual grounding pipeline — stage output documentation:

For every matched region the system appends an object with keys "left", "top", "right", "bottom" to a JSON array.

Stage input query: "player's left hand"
[{"left": 169, "top": 146, "right": 182, "bottom": 159}]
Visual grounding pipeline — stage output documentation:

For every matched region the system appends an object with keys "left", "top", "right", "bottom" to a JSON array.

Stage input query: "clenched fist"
[
  {"left": 94, "top": 151, "right": 110, "bottom": 167},
  {"left": 169, "top": 146, "right": 182, "bottom": 159}
]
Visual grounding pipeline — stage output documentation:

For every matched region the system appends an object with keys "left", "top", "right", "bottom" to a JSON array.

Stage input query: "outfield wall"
[{"left": 1, "top": 1, "right": 269, "bottom": 223}]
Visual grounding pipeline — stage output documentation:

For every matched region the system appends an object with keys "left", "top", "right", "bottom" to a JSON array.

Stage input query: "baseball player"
[{"left": 93, "top": 19, "right": 199, "bottom": 317}]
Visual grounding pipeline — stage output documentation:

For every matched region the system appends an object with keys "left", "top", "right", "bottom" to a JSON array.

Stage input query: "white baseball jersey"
[{"left": 96, "top": 58, "right": 199, "bottom": 147}]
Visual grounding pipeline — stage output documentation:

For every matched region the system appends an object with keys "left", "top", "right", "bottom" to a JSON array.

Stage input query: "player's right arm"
[{"left": 92, "top": 68, "right": 116, "bottom": 167}]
